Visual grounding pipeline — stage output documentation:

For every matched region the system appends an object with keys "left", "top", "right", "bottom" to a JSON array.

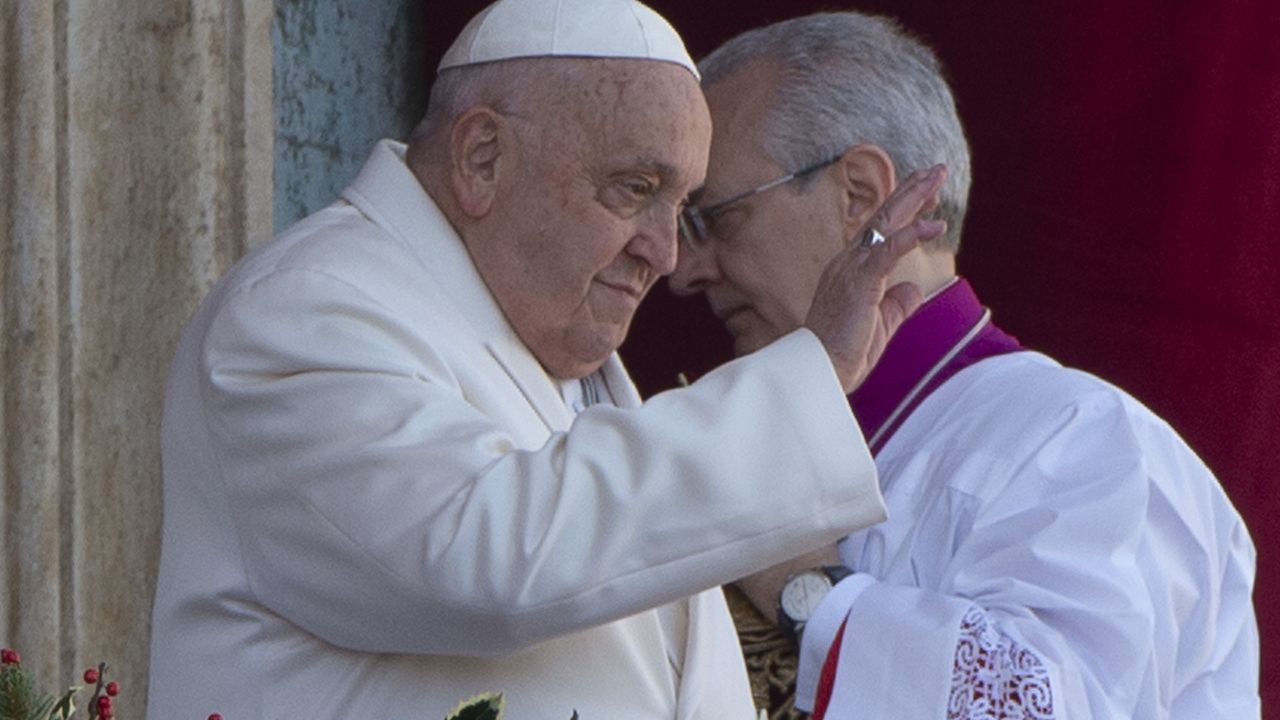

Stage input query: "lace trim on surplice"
[{"left": 948, "top": 605, "right": 1055, "bottom": 719}]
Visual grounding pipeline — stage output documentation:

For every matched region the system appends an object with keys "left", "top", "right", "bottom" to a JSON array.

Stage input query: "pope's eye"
[
  {"left": 621, "top": 179, "right": 655, "bottom": 198},
  {"left": 597, "top": 175, "right": 662, "bottom": 218}
]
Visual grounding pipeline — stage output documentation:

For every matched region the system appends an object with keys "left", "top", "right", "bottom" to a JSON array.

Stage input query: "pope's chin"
[{"left": 539, "top": 320, "right": 632, "bottom": 380}]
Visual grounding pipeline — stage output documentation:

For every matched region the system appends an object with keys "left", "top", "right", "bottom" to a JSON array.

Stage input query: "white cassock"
[
  {"left": 797, "top": 350, "right": 1259, "bottom": 719},
  {"left": 147, "top": 140, "right": 887, "bottom": 720}
]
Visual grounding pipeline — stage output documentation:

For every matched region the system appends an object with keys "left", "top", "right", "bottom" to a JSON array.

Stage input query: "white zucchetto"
[{"left": 438, "top": 0, "right": 698, "bottom": 78}]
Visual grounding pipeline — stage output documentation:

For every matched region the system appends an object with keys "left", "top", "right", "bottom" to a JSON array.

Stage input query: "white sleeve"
[
  {"left": 799, "top": 593, "right": 1057, "bottom": 719},
  {"left": 793, "top": 579, "right": 973, "bottom": 717},
  {"left": 792, "top": 390, "right": 1258, "bottom": 719},
  {"left": 795, "top": 573, "right": 875, "bottom": 705},
  {"left": 195, "top": 267, "right": 887, "bottom": 656}
]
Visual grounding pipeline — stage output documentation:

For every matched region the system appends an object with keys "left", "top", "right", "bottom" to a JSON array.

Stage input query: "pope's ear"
[
  {"left": 448, "top": 107, "right": 508, "bottom": 218},
  {"left": 837, "top": 144, "right": 896, "bottom": 239}
]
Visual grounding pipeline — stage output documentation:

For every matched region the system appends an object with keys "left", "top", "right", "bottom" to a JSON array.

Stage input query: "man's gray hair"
[
  {"left": 411, "top": 57, "right": 629, "bottom": 166},
  {"left": 412, "top": 60, "right": 547, "bottom": 160},
  {"left": 699, "top": 12, "right": 972, "bottom": 252}
]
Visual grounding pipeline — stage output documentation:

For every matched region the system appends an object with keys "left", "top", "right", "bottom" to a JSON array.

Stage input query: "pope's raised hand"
[{"left": 805, "top": 164, "right": 949, "bottom": 393}]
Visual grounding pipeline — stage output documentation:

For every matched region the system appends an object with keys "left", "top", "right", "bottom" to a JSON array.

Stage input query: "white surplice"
[
  {"left": 147, "top": 140, "right": 888, "bottom": 720},
  {"left": 798, "top": 351, "right": 1259, "bottom": 719}
]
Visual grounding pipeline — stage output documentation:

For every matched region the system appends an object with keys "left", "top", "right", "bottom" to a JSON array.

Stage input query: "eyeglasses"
[{"left": 678, "top": 154, "right": 842, "bottom": 247}]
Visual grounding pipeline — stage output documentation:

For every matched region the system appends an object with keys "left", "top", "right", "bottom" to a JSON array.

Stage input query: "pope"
[{"left": 144, "top": 0, "right": 948, "bottom": 717}]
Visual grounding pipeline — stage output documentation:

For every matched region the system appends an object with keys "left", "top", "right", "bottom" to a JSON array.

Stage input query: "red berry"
[
  {"left": 0, "top": 648, "right": 19, "bottom": 665},
  {"left": 105, "top": 680, "right": 120, "bottom": 696},
  {"left": 100, "top": 709, "right": 114, "bottom": 720},
  {"left": 208, "top": 715, "right": 224, "bottom": 720},
  {"left": 84, "top": 668, "right": 100, "bottom": 684},
  {"left": 97, "top": 695, "right": 112, "bottom": 710}
]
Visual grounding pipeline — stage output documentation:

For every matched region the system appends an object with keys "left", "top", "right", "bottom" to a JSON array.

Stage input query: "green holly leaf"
[
  {"left": 444, "top": 692, "right": 504, "bottom": 720},
  {"left": 46, "top": 686, "right": 79, "bottom": 720}
]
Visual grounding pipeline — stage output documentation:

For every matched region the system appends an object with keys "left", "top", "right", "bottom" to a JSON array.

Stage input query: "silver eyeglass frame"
[{"left": 678, "top": 154, "right": 842, "bottom": 247}]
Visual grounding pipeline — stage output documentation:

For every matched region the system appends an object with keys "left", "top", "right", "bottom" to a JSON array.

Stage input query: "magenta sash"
[{"left": 849, "top": 278, "right": 1023, "bottom": 456}]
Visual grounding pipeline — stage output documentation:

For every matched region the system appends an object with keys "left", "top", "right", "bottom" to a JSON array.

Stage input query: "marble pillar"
[{"left": 1, "top": 0, "right": 272, "bottom": 714}]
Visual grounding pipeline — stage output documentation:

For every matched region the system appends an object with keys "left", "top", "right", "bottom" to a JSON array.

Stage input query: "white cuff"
[{"left": 795, "top": 572, "right": 876, "bottom": 710}]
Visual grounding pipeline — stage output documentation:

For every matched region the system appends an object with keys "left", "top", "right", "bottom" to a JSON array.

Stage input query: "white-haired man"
[
  {"left": 146, "top": 1, "right": 949, "bottom": 717},
  {"left": 672, "top": 11, "right": 1259, "bottom": 719}
]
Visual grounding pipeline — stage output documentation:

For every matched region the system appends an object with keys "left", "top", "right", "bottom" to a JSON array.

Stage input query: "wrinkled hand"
[{"left": 806, "top": 165, "right": 949, "bottom": 393}]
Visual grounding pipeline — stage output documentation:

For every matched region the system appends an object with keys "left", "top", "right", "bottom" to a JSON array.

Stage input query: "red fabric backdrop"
[{"left": 426, "top": 1, "right": 1280, "bottom": 710}]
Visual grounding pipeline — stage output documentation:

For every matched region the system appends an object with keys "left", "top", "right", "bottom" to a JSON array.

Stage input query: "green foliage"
[
  {"left": 445, "top": 692, "right": 504, "bottom": 720},
  {"left": 0, "top": 663, "right": 55, "bottom": 720},
  {"left": 441, "top": 693, "right": 579, "bottom": 720}
]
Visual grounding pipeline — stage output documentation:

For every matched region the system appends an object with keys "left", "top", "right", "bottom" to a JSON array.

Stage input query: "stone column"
[{"left": 1, "top": 0, "right": 272, "bottom": 714}]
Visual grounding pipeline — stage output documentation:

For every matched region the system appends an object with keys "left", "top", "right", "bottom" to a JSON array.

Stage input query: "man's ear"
[
  {"left": 448, "top": 107, "right": 508, "bottom": 218},
  {"left": 836, "top": 144, "right": 896, "bottom": 242}
]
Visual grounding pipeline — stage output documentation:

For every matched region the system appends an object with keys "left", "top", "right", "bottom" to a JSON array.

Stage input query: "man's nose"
[
  {"left": 627, "top": 208, "right": 681, "bottom": 276},
  {"left": 668, "top": 240, "right": 718, "bottom": 296}
]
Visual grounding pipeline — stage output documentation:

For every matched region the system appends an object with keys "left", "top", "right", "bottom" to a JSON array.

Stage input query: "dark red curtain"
[{"left": 426, "top": 1, "right": 1280, "bottom": 711}]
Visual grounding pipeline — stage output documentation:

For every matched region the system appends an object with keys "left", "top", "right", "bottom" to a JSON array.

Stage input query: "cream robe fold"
[{"left": 147, "top": 140, "right": 886, "bottom": 719}]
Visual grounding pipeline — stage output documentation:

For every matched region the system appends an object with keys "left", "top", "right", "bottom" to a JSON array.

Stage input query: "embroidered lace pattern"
[{"left": 948, "top": 606, "right": 1054, "bottom": 719}]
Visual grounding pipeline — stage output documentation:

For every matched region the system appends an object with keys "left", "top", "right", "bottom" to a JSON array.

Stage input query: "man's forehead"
[
  {"left": 694, "top": 128, "right": 764, "bottom": 206},
  {"left": 582, "top": 64, "right": 709, "bottom": 141},
  {"left": 697, "top": 69, "right": 779, "bottom": 202}
]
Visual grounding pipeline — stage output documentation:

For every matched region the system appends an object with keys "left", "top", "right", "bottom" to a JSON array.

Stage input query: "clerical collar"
[
  {"left": 849, "top": 277, "right": 1023, "bottom": 455},
  {"left": 560, "top": 372, "right": 607, "bottom": 415}
]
